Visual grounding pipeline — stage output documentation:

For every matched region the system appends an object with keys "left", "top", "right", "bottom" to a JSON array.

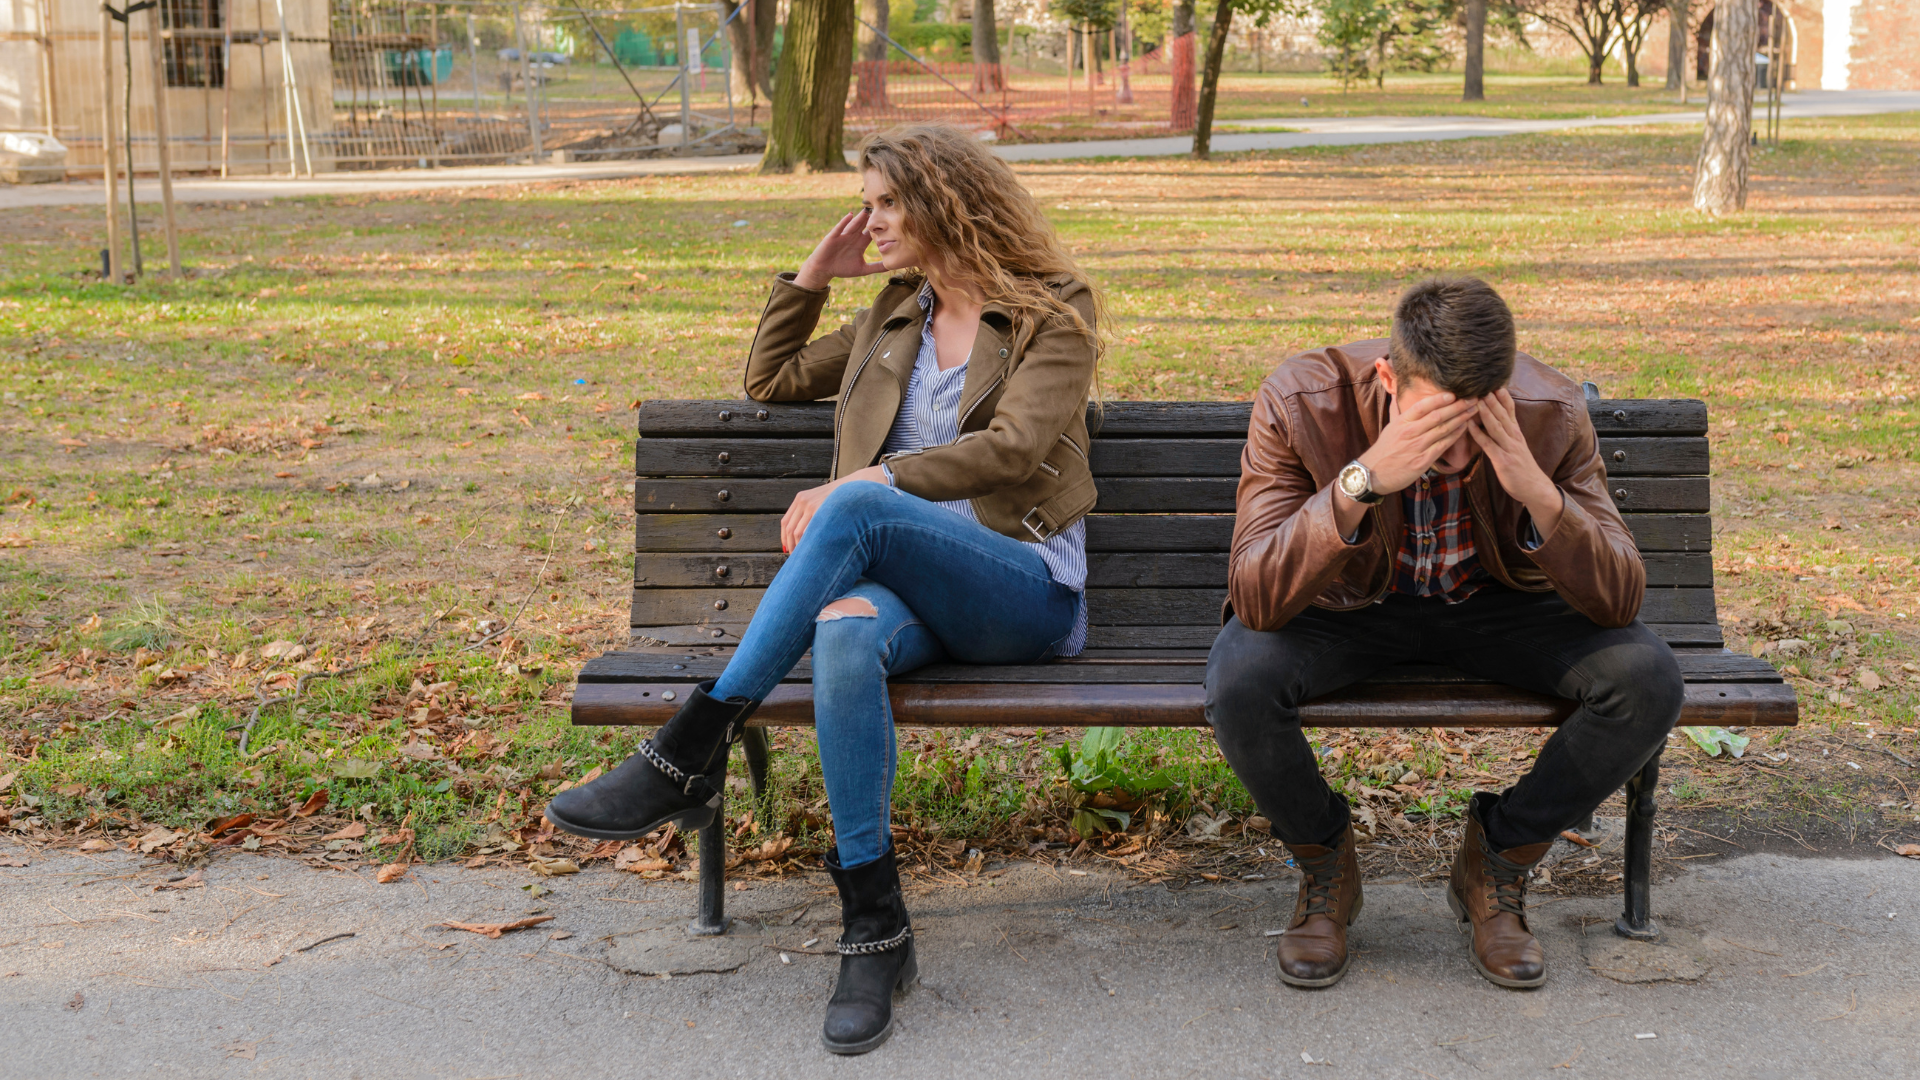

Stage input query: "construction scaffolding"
[{"left": 0, "top": 0, "right": 748, "bottom": 177}]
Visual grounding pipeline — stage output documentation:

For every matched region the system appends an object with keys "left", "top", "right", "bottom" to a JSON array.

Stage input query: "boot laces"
[
  {"left": 1295, "top": 849, "right": 1344, "bottom": 918},
  {"left": 1481, "top": 839, "right": 1531, "bottom": 918}
]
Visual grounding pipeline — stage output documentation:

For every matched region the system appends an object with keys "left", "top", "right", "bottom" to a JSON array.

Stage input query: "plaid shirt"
[{"left": 1391, "top": 469, "right": 1489, "bottom": 603}]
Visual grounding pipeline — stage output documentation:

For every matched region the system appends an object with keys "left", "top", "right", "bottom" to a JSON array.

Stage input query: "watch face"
[{"left": 1339, "top": 464, "right": 1367, "bottom": 498}]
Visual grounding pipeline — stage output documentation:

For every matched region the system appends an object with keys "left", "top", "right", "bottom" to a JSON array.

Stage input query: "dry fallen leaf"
[
  {"left": 1896, "top": 844, "right": 1920, "bottom": 859},
  {"left": 294, "top": 789, "right": 330, "bottom": 817},
  {"left": 78, "top": 839, "right": 114, "bottom": 853},
  {"left": 205, "top": 813, "right": 256, "bottom": 837},
  {"left": 154, "top": 870, "right": 205, "bottom": 891},
  {"left": 376, "top": 862, "right": 410, "bottom": 884},
  {"left": 437, "top": 915, "right": 554, "bottom": 939},
  {"left": 322, "top": 821, "right": 368, "bottom": 842},
  {"left": 528, "top": 856, "right": 580, "bottom": 877}
]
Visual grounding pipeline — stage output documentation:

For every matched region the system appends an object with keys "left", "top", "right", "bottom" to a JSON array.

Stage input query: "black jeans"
[{"left": 1204, "top": 588, "right": 1684, "bottom": 852}]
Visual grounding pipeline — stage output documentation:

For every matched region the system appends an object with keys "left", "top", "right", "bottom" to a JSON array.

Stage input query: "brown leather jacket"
[
  {"left": 1228, "top": 339, "right": 1645, "bottom": 632},
  {"left": 743, "top": 271, "right": 1099, "bottom": 542}
]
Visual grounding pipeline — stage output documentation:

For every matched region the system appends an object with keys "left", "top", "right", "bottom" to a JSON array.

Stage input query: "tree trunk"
[
  {"left": 1692, "top": 0, "right": 1754, "bottom": 213},
  {"left": 972, "top": 0, "right": 1003, "bottom": 92},
  {"left": 1462, "top": 0, "right": 1486, "bottom": 101},
  {"left": 725, "top": 0, "right": 777, "bottom": 114},
  {"left": 856, "top": 0, "right": 888, "bottom": 107},
  {"left": 1191, "top": 0, "right": 1232, "bottom": 159},
  {"left": 762, "top": 0, "right": 858, "bottom": 173},
  {"left": 1664, "top": 0, "right": 1688, "bottom": 91},
  {"left": 1170, "top": 0, "right": 1196, "bottom": 131},
  {"left": 1116, "top": 0, "right": 1133, "bottom": 104}
]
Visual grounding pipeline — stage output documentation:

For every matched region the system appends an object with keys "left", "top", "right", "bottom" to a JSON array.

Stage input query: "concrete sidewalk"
[
  {"left": 1, "top": 839, "right": 1913, "bottom": 1078},
  {"left": 6, "top": 90, "right": 1916, "bottom": 210}
]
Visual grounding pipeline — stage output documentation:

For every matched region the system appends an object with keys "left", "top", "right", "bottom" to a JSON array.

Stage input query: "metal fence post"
[
  {"left": 676, "top": 4, "right": 691, "bottom": 150},
  {"left": 468, "top": 14, "right": 481, "bottom": 123},
  {"left": 514, "top": 3, "right": 540, "bottom": 158}
]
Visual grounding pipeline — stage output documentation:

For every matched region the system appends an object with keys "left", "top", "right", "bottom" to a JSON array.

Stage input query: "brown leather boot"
[
  {"left": 1448, "top": 794, "right": 1552, "bottom": 989},
  {"left": 1275, "top": 824, "right": 1363, "bottom": 988}
]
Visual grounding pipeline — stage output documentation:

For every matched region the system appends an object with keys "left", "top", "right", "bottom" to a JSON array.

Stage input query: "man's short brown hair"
[{"left": 1388, "top": 276, "right": 1516, "bottom": 399}]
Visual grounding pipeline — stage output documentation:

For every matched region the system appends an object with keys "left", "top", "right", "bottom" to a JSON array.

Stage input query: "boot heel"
[
  {"left": 895, "top": 944, "right": 919, "bottom": 994},
  {"left": 1446, "top": 884, "right": 1468, "bottom": 926}
]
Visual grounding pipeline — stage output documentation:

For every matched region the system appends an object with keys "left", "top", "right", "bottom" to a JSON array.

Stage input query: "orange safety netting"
[{"left": 845, "top": 35, "right": 1198, "bottom": 141}]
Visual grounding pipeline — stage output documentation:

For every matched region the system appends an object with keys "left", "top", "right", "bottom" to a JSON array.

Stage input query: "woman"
[{"left": 546, "top": 123, "right": 1103, "bottom": 1054}]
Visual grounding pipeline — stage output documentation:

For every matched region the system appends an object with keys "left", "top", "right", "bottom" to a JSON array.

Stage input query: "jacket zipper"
[{"left": 832, "top": 322, "right": 901, "bottom": 480}]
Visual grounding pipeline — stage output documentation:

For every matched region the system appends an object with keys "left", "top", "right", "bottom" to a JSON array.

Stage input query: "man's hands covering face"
[
  {"left": 1468, "top": 387, "right": 1563, "bottom": 539},
  {"left": 1356, "top": 391, "right": 1480, "bottom": 495}
]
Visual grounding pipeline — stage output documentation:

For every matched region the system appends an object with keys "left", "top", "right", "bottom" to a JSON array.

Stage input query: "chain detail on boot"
[
  {"left": 838, "top": 926, "right": 911, "bottom": 956},
  {"left": 634, "top": 738, "right": 692, "bottom": 789}
]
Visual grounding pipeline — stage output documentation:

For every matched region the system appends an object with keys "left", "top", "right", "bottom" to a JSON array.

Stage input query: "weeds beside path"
[{"left": 1, "top": 114, "right": 1916, "bottom": 888}]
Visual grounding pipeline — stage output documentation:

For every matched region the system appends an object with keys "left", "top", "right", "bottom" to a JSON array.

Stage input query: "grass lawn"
[
  {"left": 1208, "top": 70, "right": 1708, "bottom": 121},
  {"left": 2, "top": 112, "right": 1916, "bottom": 886}
]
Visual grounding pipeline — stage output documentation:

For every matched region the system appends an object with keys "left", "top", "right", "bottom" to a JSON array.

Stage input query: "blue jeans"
[{"left": 712, "top": 482, "right": 1081, "bottom": 868}]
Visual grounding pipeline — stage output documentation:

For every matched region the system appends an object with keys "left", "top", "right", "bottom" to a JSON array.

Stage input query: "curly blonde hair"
[{"left": 857, "top": 123, "right": 1106, "bottom": 368}]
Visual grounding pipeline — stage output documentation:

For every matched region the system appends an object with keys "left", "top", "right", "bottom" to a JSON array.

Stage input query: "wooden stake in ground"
[
  {"left": 99, "top": 1, "right": 124, "bottom": 283},
  {"left": 760, "top": 0, "right": 855, "bottom": 174},
  {"left": 1692, "top": 0, "right": 1755, "bottom": 214},
  {"left": 146, "top": 3, "right": 182, "bottom": 277}
]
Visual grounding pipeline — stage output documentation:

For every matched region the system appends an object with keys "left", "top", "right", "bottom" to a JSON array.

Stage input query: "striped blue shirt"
[{"left": 879, "top": 284, "right": 1089, "bottom": 656}]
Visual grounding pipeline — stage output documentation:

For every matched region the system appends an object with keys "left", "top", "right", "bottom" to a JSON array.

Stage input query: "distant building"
[
  {"left": 1, "top": 0, "right": 335, "bottom": 175},
  {"left": 1649, "top": 0, "right": 1919, "bottom": 91}
]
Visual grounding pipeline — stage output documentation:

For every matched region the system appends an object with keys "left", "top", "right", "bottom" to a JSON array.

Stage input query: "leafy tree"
[
  {"left": 1312, "top": 0, "right": 1454, "bottom": 91},
  {"left": 1316, "top": 0, "right": 1390, "bottom": 89},
  {"left": 1614, "top": 0, "right": 1666, "bottom": 87},
  {"left": 1510, "top": 0, "right": 1618, "bottom": 84},
  {"left": 1194, "top": 0, "right": 1307, "bottom": 158}
]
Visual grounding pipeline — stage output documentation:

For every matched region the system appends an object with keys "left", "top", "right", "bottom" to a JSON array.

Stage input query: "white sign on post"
[{"left": 686, "top": 28, "right": 702, "bottom": 75}]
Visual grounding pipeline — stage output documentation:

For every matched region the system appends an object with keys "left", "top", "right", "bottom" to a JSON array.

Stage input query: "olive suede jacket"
[{"left": 742, "top": 271, "right": 1099, "bottom": 543}]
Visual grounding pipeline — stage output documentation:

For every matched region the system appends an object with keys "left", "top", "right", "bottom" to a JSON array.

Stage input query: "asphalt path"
[
  {"left": 2, "top": 839, "right": 1913, "bottom": 1078},
  {"left": 6, "top": 90, "right": 1916, "bottom": 210}
]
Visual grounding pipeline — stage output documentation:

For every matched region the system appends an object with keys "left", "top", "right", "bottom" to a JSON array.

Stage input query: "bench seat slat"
[{"left": 572, "top": 679, "right": 1795, "bottom": 729}]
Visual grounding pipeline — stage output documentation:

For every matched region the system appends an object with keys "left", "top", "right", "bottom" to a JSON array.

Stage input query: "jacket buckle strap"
[{"left": 1022, "top": 509, "right": 1053, "bottom": 542}]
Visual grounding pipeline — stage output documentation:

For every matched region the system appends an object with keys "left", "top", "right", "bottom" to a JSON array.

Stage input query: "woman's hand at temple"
[
  {"left": 781, "top": 466, "right": 891, "bottom": 553},
  {"left": 794, "top": 209, "right": 888, "bottom": 290}
]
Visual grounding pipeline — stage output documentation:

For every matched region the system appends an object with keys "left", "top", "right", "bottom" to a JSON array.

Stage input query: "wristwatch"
[{"left": 1336, "top": 460, "right": 1383, "bottom": 505}]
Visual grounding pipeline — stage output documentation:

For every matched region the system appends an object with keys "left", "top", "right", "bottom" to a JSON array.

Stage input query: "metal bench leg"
[
  {"left": 741, "top": 726, "right": 770, "bottom": 803},
  {"left": 690, "top": 780, "right": 730, "bottom": 937},
  {"left": 1614, "top": 750, "right": 1661, "bottom": 941}
]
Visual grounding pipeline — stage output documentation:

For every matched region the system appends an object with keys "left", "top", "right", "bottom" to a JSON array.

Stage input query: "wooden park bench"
[{"left": 573, "top": 391, "right": 1798, "bottom": 941}]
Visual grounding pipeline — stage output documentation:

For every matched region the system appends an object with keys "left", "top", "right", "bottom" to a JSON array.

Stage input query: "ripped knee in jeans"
[{"left": 815, "top": 597, "right": 878, "bottom": 622}]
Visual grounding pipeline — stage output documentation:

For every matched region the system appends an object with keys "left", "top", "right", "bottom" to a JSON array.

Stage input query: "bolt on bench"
[{"left": 574, "top": 394, "right": 1799, "bottom": 941}]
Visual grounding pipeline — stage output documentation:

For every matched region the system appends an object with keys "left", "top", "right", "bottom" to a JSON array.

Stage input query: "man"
[{"left": 1206, "top": 276, "right": 1682, "bottom": 990}]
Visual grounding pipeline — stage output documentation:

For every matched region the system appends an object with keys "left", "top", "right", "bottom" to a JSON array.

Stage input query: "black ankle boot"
[
  {"left": 821, "top": 847, "right": 918, "bottom": 1055},
  {"left": 543, "top": 680, "right": 756, "bottom": 841}
]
